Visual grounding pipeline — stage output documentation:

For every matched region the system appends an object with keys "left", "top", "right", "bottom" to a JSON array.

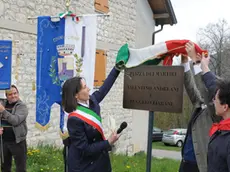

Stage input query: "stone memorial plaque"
[{"left": 123, "top": 65, "right": 184, "bottom": 113}]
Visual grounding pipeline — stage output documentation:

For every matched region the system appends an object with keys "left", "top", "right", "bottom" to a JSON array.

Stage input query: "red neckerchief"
[{"left": 209, "top": 118, "right": 230, "bottom": 137}]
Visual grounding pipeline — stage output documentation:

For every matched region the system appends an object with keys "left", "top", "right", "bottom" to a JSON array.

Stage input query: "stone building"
[{"left": 0, "top": 0, "right": 177, "bottom": 155}]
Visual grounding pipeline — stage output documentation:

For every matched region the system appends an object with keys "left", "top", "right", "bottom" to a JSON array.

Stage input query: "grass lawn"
[
  {"left": 152, "top": 142, "right": 181, "bottom": 152},
  {"left": 110, "top": 153, "right": 180, "bottom": 172},
  {"left": 11, "top": 146, "right": 180, "bottom": 172}
]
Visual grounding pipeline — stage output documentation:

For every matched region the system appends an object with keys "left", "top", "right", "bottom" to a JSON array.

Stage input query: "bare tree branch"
[{"left": 197, "top": 19, "right": 230, "bottom": 77}]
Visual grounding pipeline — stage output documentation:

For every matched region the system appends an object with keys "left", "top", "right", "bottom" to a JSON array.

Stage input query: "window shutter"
[
  {"left": 94, "top": 49, "right": 107, "bottom": 87},
  {"left": 94, "top": 0, "right": 109, "bottom": 13}
]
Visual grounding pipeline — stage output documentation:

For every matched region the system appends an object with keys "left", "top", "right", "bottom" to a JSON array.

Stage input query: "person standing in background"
[{"left": 0, "top": 85, "right": 28, "bottom": 172}]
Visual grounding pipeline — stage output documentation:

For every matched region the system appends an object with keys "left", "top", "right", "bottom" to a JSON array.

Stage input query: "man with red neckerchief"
[{"left": 187, "top": 42, "right": 230, "bottom": 172}]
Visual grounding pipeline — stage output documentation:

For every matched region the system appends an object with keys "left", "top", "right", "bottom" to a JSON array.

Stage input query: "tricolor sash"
[{"left": 68, "top": 106, "right": 105, "bottom": 140}]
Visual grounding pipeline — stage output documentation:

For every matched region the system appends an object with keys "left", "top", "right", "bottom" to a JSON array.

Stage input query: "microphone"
[{"left": 117, "top": 122, "right": 128, "bottom": 134}]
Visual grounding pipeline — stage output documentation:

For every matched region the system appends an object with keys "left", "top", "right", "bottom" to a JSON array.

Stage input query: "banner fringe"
[{"left": 35, "top": 122, "right": 50, "bottom": 131}]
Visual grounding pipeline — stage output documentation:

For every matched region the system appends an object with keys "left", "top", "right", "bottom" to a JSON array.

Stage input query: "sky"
[{"left": 155, "top": 0, "right": 230, "bottom": 43}]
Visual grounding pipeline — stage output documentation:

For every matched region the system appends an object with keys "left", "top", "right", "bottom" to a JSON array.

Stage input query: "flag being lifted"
[{"left": 115, "top": 40, "right": 208, "bottom": 70}]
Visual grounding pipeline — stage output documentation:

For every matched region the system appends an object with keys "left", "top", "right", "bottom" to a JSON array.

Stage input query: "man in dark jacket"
[
  {"left": 193, "top": 53, "right": 230, "bottom": 172},
  {"left": 179, "top": 42, "right": 220, "bottom": 172},
  {"left": 0, "top": 85, "right": 28, "bottom": 172}
]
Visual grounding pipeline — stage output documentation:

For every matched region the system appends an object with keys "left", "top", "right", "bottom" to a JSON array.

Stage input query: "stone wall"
[{"left": 0, "top": 0, "right": 137, "bottom": 155}]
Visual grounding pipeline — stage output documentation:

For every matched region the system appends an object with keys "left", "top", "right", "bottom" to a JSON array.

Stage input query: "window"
[
  {"left": 94, "top": 49, "right": 107, "bottom": 87},
  {"left": 94, "top": 0, "right": 109, "bottom": 13}
]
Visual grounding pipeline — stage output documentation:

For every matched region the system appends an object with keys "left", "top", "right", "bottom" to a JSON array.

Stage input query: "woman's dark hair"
[{"left": 61, "top": 77, "right": 82, "bottom": 113}]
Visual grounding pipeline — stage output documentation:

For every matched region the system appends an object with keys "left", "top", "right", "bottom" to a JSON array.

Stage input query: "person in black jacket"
[
  {"left": 179, "top": 42, "right": 221, "bottom": 172},
  {"left": 192, "top": 53, "right": 230, "bottom": 172},
  {"left": 61, "top": 67, "right": 121, "bottom": 172}
]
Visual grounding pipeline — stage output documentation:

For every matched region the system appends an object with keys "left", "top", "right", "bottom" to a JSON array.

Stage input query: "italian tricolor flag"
[
  {"left": 115, "top": 40, "right": 208, "bottom": 70},
  {"left": 69, "top": 106, "right": 105, "bottom": 140}
]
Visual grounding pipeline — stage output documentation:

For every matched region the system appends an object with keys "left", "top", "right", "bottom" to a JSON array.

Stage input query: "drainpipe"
[
  {"left": 146, "top": 24, "right": 164, "bottom": 172},
  {"left": 152, "top": 25, "right": 164, "bottom": 45}
]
